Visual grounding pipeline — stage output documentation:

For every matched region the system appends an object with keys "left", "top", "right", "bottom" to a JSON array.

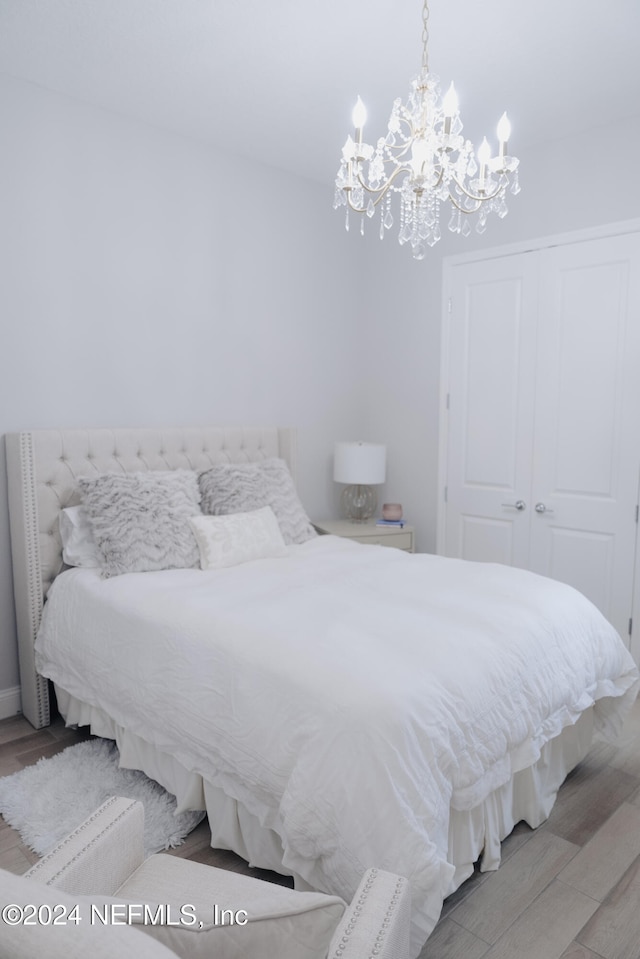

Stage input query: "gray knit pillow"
[
  {"left": 198, "top": 459, "right": 316, "bottom": 546},
  {"left": 78, "top": 470, "right": 201, "bottom": 576}
]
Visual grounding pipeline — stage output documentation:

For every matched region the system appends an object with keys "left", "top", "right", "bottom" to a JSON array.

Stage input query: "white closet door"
[
  {"left": 528, "top": 234, "right": 640, "bottom": 641},
  {"left": 443, "top": 252, "right": 539, "bottom": 566},
  {"left": 442, "top": 229, "right": 640, "bottom": 653}
]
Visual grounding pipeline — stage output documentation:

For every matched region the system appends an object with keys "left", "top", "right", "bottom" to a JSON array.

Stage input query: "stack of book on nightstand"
[{"left": 375, "top": 518, "right": 407, "bottom": 528}]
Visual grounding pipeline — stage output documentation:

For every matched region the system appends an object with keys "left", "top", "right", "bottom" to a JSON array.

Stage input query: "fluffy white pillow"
[
  {"left": 198, "top": 458, "right": 316, "bottom": 545},
  {"left": 79, "top": 470, "right": 201, "bottom": 577},
  {"left": 189, "top": 507, "right": 288, "bottom": 570},
  {"left": 59, "top": 505, "right": 101, "bottom": 568}
]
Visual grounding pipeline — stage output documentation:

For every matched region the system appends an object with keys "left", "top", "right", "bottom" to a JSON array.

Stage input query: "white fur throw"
[
  {"left": 79, "top": 470, "right": 201, "bottom": 576},
  {"left": 198, "top": 458, "right": 317, "bottom": 546}
]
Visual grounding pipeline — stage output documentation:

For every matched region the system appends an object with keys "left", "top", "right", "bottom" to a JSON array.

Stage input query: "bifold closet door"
[
  {"left": 443, "top": 251, "right": 539, "bottom": 568},
  {"left": 528, "top": 233, "right": 640, "bottom": 641},
  {"left": 442, "top": 231, "right": 640, "bottom": 646}
]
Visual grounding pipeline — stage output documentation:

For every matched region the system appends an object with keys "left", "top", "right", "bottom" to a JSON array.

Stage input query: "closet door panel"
[
  {"left": 444, "top": 254, "right": 538, "bottom": 566},
  {"left": 529, "top": 233, "right": 640, "bottom": 641}
]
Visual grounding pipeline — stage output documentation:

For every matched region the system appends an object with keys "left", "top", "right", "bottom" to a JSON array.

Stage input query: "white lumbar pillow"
[{"left": 189, "top": 507, "right": 288, "bottom": 570}]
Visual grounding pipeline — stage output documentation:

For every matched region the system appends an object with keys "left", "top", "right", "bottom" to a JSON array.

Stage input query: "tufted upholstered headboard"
[{"left": 5, "top": 426, "right": 297, "bottom": 729}]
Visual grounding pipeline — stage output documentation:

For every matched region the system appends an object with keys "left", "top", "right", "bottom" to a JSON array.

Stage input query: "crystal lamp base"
[{"left": 341, "top": 484, "right": 377, "bottom": 523}]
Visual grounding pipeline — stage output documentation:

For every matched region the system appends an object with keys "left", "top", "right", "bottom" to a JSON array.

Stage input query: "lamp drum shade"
[{"left": 333, "top": 442, "right": 386, "bottom": 485}]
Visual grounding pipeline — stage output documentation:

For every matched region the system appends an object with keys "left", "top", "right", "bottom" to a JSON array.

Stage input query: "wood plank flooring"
[{"left": 0, "top": 701, "right": 639, "bottom": 959}]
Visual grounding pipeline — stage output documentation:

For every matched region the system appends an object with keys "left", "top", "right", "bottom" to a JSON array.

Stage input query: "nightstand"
[{"left": 313, "top": 519, "right": 415, "bottom": 553}]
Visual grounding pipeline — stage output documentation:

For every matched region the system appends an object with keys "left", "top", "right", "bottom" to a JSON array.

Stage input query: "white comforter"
[{"left": 35, "top": 536, "right": 639, "bottom": 955}]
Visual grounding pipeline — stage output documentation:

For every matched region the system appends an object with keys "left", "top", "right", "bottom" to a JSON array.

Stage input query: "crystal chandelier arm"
[
  {"left": 449, "top": 172, "right": 507, "bottom": 204},
  {"left": 448, "top": 192, "right": 478, "bottom": 214},
  {"left": 344, "top": 188, "right": 384, "bottom": 215},
  {"left": 384, "top": 138, "right": 415, "bottom": 162},
  {"left": 424, "top": 164, "right": 445, "bottom": 189},
  {"left": 345, "top": 164, "right": 409, "bottom": 213}
]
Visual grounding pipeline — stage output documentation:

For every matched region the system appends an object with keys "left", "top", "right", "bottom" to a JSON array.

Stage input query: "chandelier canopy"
[{"left": 333, "top": 0, "right": 520, "bottom": 260}]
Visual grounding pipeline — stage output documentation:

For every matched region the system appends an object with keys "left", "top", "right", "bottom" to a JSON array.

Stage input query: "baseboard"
[{"left": 0, "top": 686, "right": 22, "bottom": 720}]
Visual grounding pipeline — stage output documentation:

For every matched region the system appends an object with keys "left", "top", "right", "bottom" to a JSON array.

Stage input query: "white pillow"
[
  {"left": 189, "top": 507, "right": 288, "bottom": 570},
  {"left": 59, "top": 505, "right": 101, "bottom": 568}
]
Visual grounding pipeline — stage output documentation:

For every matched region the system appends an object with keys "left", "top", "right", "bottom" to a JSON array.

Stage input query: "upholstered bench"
[{"left": 0, "top": 796, "right": 411, "bottom": 959}]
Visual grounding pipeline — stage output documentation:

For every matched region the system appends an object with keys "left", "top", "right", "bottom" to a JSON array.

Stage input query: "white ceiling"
[{"left": 1, "top": 0, "right": 639, "bottom": 186}]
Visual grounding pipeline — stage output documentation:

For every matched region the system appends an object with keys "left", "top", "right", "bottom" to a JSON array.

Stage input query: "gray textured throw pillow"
[
  {"left": 78, "top": 470, "right": 201, "bottom": 576},
  {"left": 198, "top": 458, "right": 317, "bottom": 546}
]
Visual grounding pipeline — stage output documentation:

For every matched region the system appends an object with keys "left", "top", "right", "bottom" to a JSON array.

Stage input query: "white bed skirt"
[{"left": 54, "top": 684, "right": 595, "bottom": 905}]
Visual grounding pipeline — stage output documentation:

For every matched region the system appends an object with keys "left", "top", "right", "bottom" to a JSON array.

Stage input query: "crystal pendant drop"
[
  {"left": 384, "top": 209, "right": 394, "bottom": 230},
  {"left": 366, "top": 199, "right": 376, "bottom": 218},
  {"left": 345, "top": 208, "right": 350, "bottom": 232}
]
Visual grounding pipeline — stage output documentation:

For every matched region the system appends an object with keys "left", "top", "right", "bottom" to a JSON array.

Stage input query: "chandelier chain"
[{"left": 421, "top": 0, "right": 429, "bottom": 73}]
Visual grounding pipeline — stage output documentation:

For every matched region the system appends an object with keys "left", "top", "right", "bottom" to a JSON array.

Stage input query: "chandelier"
[{"left": 333, "top": 0, "right": 520, "bottom": 260}]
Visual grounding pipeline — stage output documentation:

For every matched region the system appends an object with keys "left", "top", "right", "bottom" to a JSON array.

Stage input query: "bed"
[{"left": 5, "top": 426, "right": 639, "bottom": 958}]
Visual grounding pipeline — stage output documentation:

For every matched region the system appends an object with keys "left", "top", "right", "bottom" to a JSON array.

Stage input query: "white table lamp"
[{"left": 334, "top": 441, "right": 386, "bottom": 522}]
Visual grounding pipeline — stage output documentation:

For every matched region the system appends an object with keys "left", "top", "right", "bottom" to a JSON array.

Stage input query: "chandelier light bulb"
[
  {"left": 477, "top": 135, "right": 491, "bottom": 190},
  {"left": 497, "top": 112, "right": 511, "bottom": 152},
  {"left": 352, "top": 96, "right": 367, "bottom": 131},
  {"left": 477, "top": 136, "right": 491, "bottom": 166},
  {"left": 410, "top": 137, "right": 430, "bottom": 176},
  {"left": 333, "top": 0, "right": 520, "bottom": 260},
  {"left": 442, "top": 83, "right": 458, "bottom": 117}
]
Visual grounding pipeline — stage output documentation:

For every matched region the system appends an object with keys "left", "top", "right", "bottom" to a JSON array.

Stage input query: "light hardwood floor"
[{"left": 1, "top": 701, "right": 639, "bottom": 959}]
